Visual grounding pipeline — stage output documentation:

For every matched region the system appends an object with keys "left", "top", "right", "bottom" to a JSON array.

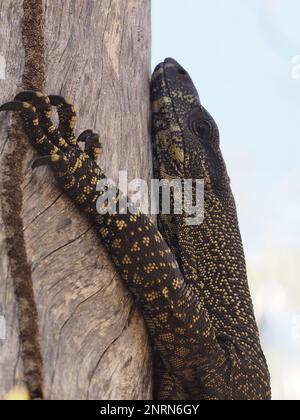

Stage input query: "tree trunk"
[{"left": 0, "top": 0, "right": 152, "bottom": 400}]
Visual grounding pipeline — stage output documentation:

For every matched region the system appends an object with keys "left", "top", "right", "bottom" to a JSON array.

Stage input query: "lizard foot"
[
  {"left": 0, "top": 91, "right": 105, "bottom": 213},
  {"left": 0, "top": 91, "right": 102, "bottom": 167}
]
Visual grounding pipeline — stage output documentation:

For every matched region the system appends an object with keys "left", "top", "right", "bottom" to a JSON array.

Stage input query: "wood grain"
[
  {"left": 0, "top": 0, "right": 152, "bottom": 400},
  {"left": 0, "top": 0, "right": 27, "bottom": 398}
]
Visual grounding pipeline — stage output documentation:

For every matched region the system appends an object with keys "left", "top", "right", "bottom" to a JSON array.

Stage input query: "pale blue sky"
[
  {"left": 152, "top": 0, "right": 300, "bottom": 400},
  {"left": 152, "top": 0, "right": 300, "bottom": 259}
]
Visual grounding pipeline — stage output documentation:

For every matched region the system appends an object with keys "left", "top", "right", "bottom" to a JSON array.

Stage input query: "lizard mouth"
[
  {"left": 151, "top": 58, "right": 201, "bottom": 133},
  {"left": 150, "top": 59, "right": 186, "bottom": 173},
  {"left": 151, "top": 58, "right": 187, "bottom": 82},
  {"left": 151, "top": 58, "right": 202, "bottom": 174},
  {"left": 151, "top": 58, "right": 175, "bottom": 111}
]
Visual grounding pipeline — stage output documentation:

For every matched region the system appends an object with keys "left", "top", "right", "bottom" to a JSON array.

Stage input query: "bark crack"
[
  {"left": 0, "top": 135, "right": 9, "bottom": 156},
  {"left": 93, "top": 0, "right": 113, "bottom": 129},
  {"left": 47, "top": 264, "right": 96, "bottom": 293},
  {"left": 49, "top": 272, "right": 118, "bottom": 397},
  {"left": 31, "top": 227, "right": 92, "bottom": 272},
  {"left": 86, "top": 299, "right": 135, "bottom": 399},
  {"left": 23, "top": 192, "right": 64, "bottom": 232}
]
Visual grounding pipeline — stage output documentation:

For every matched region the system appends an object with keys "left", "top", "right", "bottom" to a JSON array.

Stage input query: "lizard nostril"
[{"left": 178, "top": 68, "right": 187, "bottom": 76}]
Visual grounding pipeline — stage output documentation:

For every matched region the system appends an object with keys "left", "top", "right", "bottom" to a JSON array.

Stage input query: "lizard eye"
[
  {"left": 178, "top": 67, "right": 187, "bottom": 76},
  {"left": 189, "top": 116, "right": 212, "bottom": 139},
  {"left": 195, "top": 121, "right": 211, "bottom": 137}
]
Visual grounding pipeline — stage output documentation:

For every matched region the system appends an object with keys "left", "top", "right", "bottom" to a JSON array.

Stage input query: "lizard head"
[{"left": 151, "top": 58, "right": 230, "bottom": 193}]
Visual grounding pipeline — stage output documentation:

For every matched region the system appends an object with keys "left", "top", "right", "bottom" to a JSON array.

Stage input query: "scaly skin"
[
  {"left": 151, "top": 58, "right": 271, "bottom": 399},
  {"left": 0, "top": 60, "right": 271, "bottom": 399}
]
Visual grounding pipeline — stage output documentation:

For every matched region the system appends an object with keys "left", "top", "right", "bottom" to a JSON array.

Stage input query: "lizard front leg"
[{"left": 1, "top": 91, "right": 231, "bottom": 400}]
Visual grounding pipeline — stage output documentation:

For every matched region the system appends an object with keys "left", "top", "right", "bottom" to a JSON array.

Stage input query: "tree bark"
[{"left": 0, "top": 0, "right": 152, "bottom": 400}]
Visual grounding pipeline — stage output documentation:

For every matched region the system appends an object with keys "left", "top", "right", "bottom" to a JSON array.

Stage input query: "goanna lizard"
[{"left": 0, "top": 58, "right": 271, "bottom": 400}]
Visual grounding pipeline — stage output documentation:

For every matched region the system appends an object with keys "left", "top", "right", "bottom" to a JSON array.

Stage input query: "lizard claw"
[
  {"left": 31, "top": 156, "right": 52, "bottom": 170},
  {"left": 77, "top": 129, "right": 94, "bottom": 143},
  {"left": 0, "top": 101, "right": 30, "bottom": 112},
  {"left": 14, "top": 91, "right": 50, "bottom": 109},
  {"left": 48, "top": 95, "right": 68, "bottom": 106},
  {"left": 78, "top": 130, "right": 102, "bottom": 160}
]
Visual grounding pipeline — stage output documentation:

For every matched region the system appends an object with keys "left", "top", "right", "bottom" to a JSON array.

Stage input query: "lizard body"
[
  {"left": 151, "top": 58, "right": 271, "bottom": 399},
  {"left": 0, "top": 59, "right": 271, "bottom": 400}
]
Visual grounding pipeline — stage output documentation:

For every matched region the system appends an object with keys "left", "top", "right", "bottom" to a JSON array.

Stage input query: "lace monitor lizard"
[{"left": 0, "top": 58, "right": 271, "bottom": 400}]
